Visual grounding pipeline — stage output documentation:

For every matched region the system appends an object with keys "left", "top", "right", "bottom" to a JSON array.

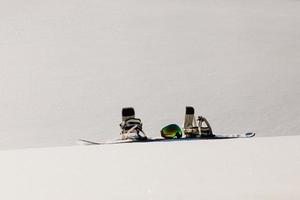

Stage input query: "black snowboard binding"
[
  {"left": 120, "top": 107, "right": 147, "bottom": 140},
  {"left": 183, "top": 106, "right": 214, "bottom": 138}
]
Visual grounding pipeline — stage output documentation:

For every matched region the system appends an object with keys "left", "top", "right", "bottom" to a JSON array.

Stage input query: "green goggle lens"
[{"left": 161, "top": 124, "right": 182, "bottom": 139}]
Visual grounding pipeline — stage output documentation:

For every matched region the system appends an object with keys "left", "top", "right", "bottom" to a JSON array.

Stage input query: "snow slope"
[
  {"left": 0, "top": 135, "right": 299, "bottom": 200},
  {"left": 0, "top": 0, "right": 300, "bottom": 149}
]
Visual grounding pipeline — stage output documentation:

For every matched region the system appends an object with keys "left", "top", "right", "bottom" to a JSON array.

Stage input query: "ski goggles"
[{"left": 161, "top": 124, "right": 182, "bottom": 139}]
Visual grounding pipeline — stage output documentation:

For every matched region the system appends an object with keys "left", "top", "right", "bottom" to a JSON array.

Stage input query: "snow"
[{"left": 0, "top": 135, "right": 300, "bottom": 199}]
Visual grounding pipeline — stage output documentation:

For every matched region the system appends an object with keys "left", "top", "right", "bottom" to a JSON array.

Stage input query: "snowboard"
[{"left": 77, "top": 132, "right": 255, "bottom": 146}]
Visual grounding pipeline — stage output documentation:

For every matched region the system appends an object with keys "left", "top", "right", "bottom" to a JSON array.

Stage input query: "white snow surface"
[
  {"left": 0, "top": 0, "right": 300, "bottom": 149},
  {"left": 1, "top": 135, "right": 300, "bottom": 200}
]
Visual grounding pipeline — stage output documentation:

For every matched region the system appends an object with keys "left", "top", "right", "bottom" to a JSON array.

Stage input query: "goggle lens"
[{"left": 161, "top": 124, "right": 182, "bottom": 139}]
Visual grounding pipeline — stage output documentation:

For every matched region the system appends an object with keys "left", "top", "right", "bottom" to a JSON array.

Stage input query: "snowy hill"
[
  {"left": 1, "top": 0, "right": 300, "bottom": 149},
  {"left": 1, "top": 135, "right": 299, "bottom": 199}
]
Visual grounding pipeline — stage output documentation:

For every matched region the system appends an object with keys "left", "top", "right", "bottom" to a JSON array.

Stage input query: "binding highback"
[
  {"left": 183, "top": 106, "right": 200, "bottom": 137},
  {"left": 122, "top": 107, "right": 135, "bottom": 122}
]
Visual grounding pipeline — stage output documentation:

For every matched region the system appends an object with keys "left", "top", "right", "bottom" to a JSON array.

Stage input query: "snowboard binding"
[
  {"left": 120, "top": 107, "right": 147, "bottom": 141},
  {"left": 183, "top": 106, "right": 214, "bottom": 138}
]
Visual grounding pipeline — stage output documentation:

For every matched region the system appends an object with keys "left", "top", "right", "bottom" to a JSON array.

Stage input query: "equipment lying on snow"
[
  {"left": 77, "top": 106, "right": 255, "bottom": 146},
  {"left": 78, "top": 132, "right": 255, "bottom": 145},
  {"left": 183, "top": 106, "right": 213, "bottom": 138},
  {"left": 161, "top": 124, "right": 183, "bottom": 139},
  {"left": 119, "top": 107, "right": 147, "bottom": 140}
]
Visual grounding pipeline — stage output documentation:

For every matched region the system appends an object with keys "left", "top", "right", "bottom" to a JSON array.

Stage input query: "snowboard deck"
[{"left": 77, "top": 132, "right": 255, "bottom": 146}]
